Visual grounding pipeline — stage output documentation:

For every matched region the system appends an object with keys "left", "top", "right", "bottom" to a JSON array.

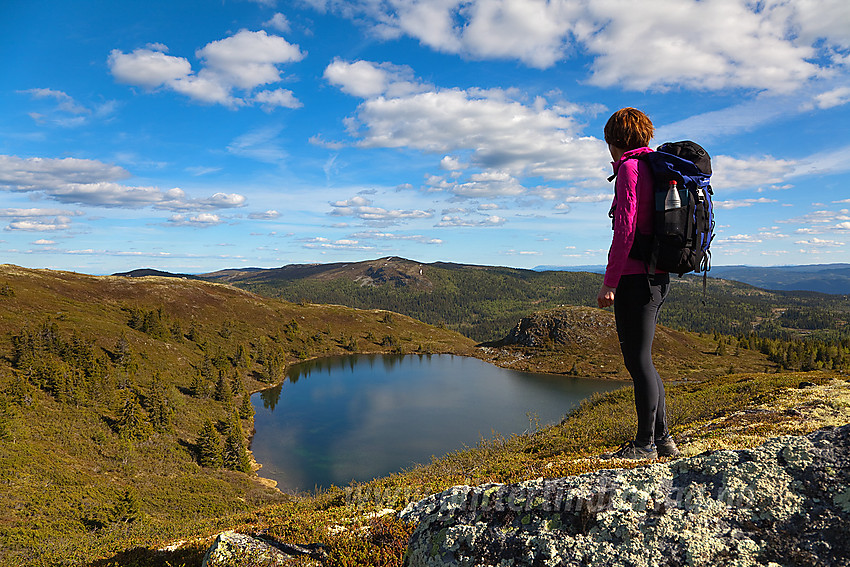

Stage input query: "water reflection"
[{"left": 250, "top": 354, "right": 622, "bottom": 492}]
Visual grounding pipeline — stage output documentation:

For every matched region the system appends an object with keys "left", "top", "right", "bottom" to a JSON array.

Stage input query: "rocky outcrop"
[
  {"left": 501, "top": 307, "right": 615, "bottom": 348},
  {"left": 401, "top": 424, "right": 850, "bottom": 567},
  {"left": 202, "top": 530, "right": 325, "bottom": 567}
]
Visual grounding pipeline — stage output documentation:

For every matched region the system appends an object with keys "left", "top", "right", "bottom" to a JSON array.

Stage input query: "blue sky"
[{"left": 1, "top": 0, "right": 849, "bottom": 275}]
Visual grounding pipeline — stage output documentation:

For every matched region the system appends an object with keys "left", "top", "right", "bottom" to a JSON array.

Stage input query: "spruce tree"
[
  {"left": 239, "top": 394, "right": 254, "bottom": 420},
  {"left": 197, "top": 420, "right": 223, "bottom": 468},
  {"left": 146, "top": 375, "right": 173, "bottom": 433},
  {"left": 112, "top": 489, "right": 140, "bottom": 525},
  {"left": 116, "top": 390, "right": 152, "bottom": 441},
  {"left": 222, "top": 416, "right": 251, "bottom": 473},
  {"left": 214, "top": 372, "right": 233, "bottom": 405}
]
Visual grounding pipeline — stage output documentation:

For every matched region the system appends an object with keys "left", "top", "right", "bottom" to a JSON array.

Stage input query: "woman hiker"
[{"left": 597, "top": 107, "right": 680, "bottom": 460}]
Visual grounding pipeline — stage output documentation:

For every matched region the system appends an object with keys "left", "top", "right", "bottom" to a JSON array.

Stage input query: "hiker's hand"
[{"left": 597, "top": 285, "right": 615, "bottom": 308}]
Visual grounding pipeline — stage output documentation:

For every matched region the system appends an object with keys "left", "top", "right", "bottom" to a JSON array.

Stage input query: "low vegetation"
[
  {"left": 0, "top": 265, "right": 474, "bottom": 566},
  {"left": 1, "top": 262, "right": 848, "bottom": 566},
  {"left": 92, "top": 370, "right": 850, "bottom": 567}
]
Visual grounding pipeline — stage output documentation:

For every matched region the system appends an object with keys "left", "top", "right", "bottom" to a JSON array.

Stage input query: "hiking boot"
[
  {"left": 600, "top": 441, "right": 657, "bottom": 461},
  {"left": 655, "top": 436, "right": 680, "bottom": 458}
]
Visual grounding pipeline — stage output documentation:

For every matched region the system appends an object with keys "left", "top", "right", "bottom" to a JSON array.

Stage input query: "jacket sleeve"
[{"left": 603, "top": 160, "right": 640, "bottom": 288}]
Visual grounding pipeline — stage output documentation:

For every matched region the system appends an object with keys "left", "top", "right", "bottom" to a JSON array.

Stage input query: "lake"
[{"left": 250, "top": 354, "right": 622, "bottom": 492}]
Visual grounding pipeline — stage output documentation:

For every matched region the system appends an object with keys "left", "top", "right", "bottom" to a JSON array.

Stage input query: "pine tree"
[
  {"left": 112, "top": 489, "right": 140, "bottom": 525},
  {"left": 214, "top": 372, "right": 233, "bottom": 405},
  {"left": 222, "top": 416, "right": 251, "bottom": 473},
  {"left": 116, "top": 391, "right": 152, "bottom": 441},
  {"left": 239, "top": 394, "right": 254, "bottom": 420},
  {"left": 146, "top": 375, "right": 173, "bottom": 433},
  {"left": 197, "top": 420, "right": 223, "bottom": 468}
]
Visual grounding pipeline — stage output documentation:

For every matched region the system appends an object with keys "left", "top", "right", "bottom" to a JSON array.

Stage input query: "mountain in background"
[
  {"left": 533, "top": 263, "right": 850, "bottom": 295},
  {"left": 179, "top": 256, "right": 850, "bottom": 343}
]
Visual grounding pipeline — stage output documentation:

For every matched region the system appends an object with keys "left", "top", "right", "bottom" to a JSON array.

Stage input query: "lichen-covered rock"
[
  {"left": 401, "top": 424, "right": 850, "bottom": 567},
  {"left": 201, "top": 530, "right": 324, "bottom": 567}
]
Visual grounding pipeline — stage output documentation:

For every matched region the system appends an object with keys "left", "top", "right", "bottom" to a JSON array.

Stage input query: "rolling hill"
[
  {"left": 0, "top": 264, "right": 475, "bottom": 565},
  {"left": 195, "top": 257, "right": 850, "bottom": 342}
]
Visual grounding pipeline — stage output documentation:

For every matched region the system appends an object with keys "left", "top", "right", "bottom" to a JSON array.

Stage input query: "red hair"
[{"left": 604, "top": 107, "right": 654, "bottom": 150}]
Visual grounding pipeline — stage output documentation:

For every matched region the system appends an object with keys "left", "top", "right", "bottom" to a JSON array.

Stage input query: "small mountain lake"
[{"left": 250, "top": 354, "right": 623, "bottom": 492}]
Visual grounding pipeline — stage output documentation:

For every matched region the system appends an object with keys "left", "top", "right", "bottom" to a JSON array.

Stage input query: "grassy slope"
[
  {"left": 1, "top": 264, "right": 847, "bottom": 566},
  {"left": 103, "top": 370, "right": 850, "bottom": 567},
  {"left": 0, "top": 265, "right": 476, "bottom": 566}
]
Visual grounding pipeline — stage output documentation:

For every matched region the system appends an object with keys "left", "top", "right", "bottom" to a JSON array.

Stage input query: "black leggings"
[{"left": 614, "top": 273, "right": 670, "bottom": 447}]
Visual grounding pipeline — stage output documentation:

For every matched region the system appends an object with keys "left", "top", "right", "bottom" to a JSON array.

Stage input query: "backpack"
[{"left": 609, "top": 141, "right": 715, "bottom": 279}]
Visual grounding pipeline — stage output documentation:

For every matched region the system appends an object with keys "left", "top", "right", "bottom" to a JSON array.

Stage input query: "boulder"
[
  {"left": 202, "top": 530, "right": 325, "bottom": 567},
  {"left": 401, "top": 424, "right": 850, "bottom": 567}
]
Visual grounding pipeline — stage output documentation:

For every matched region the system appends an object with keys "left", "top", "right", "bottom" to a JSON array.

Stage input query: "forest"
[{"left": 209, "top": 260, "right": 850, "bottom": 372}]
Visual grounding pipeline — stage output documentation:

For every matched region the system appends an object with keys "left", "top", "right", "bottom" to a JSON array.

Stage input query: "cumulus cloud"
[
  {"left": 300, "top": 237, "right": 375, "bottom": 250},
  {"left": 328, "top": 60, "right": 607, "bottom": 184},
  {"left": 0, "top": 154, "right": 246, "bottom": 212},
  {"left": 166, "top": 213, "right": 223, "bottom": 227},
  {"left": 329, "top": 195, "right": 434, "bottom": 224},
  {"left": 109, "top": 30, "right": 304, "bottom": 108},
  {"left": 248, "top": 210, "right": 281, "bottom": 220},
  {"left": 5, "top": 217, "right": 73, "bottom": 232},
  {"left": 711, "top": 154, "right": 798, "bottom": 191},
  {"left": 349, "top": 230, "right": 443, "bottom": 244},
  {"left": 435, "top": 214, "right": 506, "bottom": 227},
  {"left": 264, "top": 13, "right": 291, "bottom": 33},
  {"left": 315, "top": 0, "right": 850, "bottom": 93}
]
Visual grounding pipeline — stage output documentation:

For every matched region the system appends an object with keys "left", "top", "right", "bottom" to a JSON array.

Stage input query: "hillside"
[
  {"left": 197, "top": 257, "right": 850, "bottom": 343},
  {"left": 0, "top": 265, "right": 476, "bottom": 566},
  {"left": 478, "top": 305, "right": 772, "bottom": 379}
]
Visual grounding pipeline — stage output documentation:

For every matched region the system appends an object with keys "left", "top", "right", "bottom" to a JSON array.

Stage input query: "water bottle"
[
  {"left": 664, "top": 180, "right": 681, "bottom": 210},
  {"left": 664, "top": 179, "right": 683, "bottom": 237}
]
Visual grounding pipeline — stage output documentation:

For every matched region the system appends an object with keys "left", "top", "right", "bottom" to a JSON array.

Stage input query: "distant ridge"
[
  {"left": 112, "top": 267, "right": 200, "bottom": 279},
  {"left": 534, "top": 263, "right": 850, "bottom": 295}
]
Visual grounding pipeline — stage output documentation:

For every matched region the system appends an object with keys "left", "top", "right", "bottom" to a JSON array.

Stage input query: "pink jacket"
[{"left": 603, "top": 146, "right": 662, "bottom": 288}]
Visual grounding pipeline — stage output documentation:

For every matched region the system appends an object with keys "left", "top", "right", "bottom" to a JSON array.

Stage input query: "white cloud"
[
  {"left": 329, "top": 63, "right": 607, "bottom": 182},
  {"left": 32, "top": 239, "right": 56, "bottom": 245},
  {"left": 711, "top": 154, "right": 798, "bottom": 191},
  {"left": 721, "top": 234, "right": 763, "bottom": 243},
  {"left": 249, "top": 210, "right": 281, "bottom": 220},
  {"left": 317, "top": 0, "right": 850, "bottom": 93},
  {"left": 0, "top": 207, "right": 83, "bottom": 217},
  {"left": 329, "top": 195, "right": 434, "bottom": 224},
  {"left": 252, "top": 88, "right": 302, "bottom": 110},
  {"left": 5, "top": 217, "right": 72, "bottom": 232},
  {"left": 324, "top": 59, "right": 424, "bottom": 98},
  {"left": 109, "top": 30, "right": 305, "bottom": 108},
  {"left": 166, "top": 213, "right": 223, "bottom": 227},
  {"left": 0, "top": 154, "right": 246, "bottom": 211},
  {"left": 300, "top": 237, "right": 375, "bottom": 250},
  {"left": 435, "top": 214, "right": 506, "bottom": 227},
  {"left": 108, "top": 48, "right": 192, "bottom": 89},
  {"left": 714, "top": 197, "right": 778, "bottom": 210},
  {"left": 439, "top": 155, "right": 464, "bottom": 171},
  {"left": 264, "top": 13, "right": 291, "bottom": 33},
  {"left": 794, "top": 237, "right": 844, "bottom": 247},
  {"left": 808, "top": 86, "right": 850, "bottom": 110},
  {"left": 349, "top": 230, "right": 443, "bottom": 244}
]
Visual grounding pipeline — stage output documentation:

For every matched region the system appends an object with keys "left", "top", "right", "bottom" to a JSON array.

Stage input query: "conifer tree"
[
  {"left": 214, "top": 372, "right": 233, "bottom": 405},
  {"left": 116, "top": 390, "right": 152, "bottom": 441},
  {"left": 239, "top": 394, "right": 254, "bottom": 420},
  {"left": 197, "top": 420, "right": 223, "bottom": 468},
  {"left": 146, "top": 375, "right": 173, "bottom": 432},
  {"left": 222, "top": 415, "right": 251, "bottom": 473},
  {"left": 112, "top": 489, "right": 140, "bottom": 525}
]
